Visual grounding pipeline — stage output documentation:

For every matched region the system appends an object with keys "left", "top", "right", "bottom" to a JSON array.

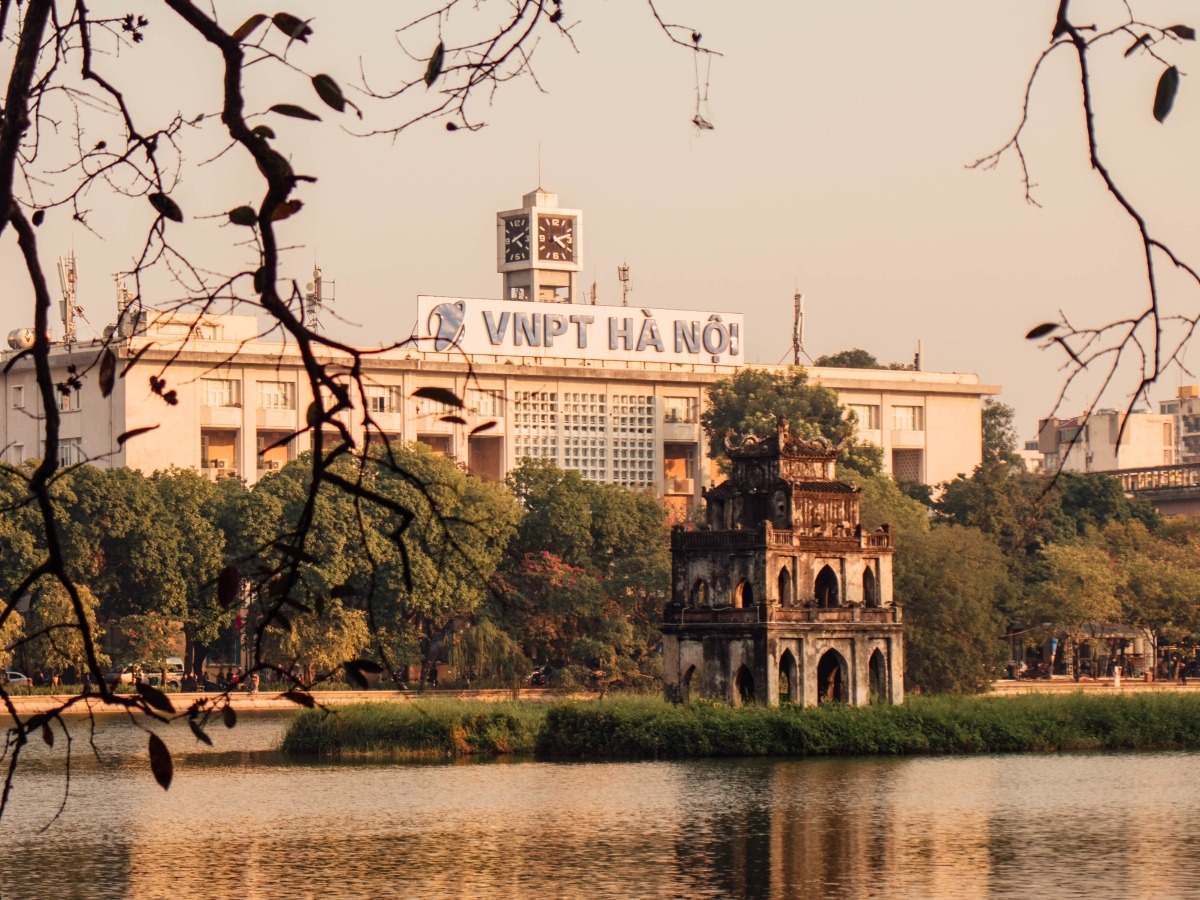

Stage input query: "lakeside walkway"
[
  {"left": 989, "top": 675, "right": 1200, "bottom": 696},
  {"left": 0, "top": 686, "right": 591, "bottom": 717}
]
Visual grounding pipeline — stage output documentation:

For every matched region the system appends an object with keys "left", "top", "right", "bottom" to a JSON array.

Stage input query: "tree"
[
  {"left": 22, "top": 580, "right": 107, "bottom": 677},
  {"left": 896, "top": 526, "right": 1013, "bottom": 694},
  {"left": 0, "top": 0, "right": 714, "bottom": 799},
  {"left": 982, "top": 399, "right": 1022, "bottom": 466},
  {"left": 700, "top": 367, "right": 882, "bottom": 477},
  {"left": 813, "top": 349, "right": 884, "bottom": 369},
  {"left": 1029, "top": 542, "right": 1121, "bottom": 678}
]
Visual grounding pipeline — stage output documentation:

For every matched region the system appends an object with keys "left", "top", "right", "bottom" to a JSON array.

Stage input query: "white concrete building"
[
  {"left": 2, "top": 189, "right": 1000, "bottom": 516},
  {"left": 1038, "top": 409, "right": 1176, "bottom": 473}
]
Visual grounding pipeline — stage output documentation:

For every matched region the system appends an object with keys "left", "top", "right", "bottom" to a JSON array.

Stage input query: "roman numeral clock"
[{"left": 497, "top": 188, "right": 582, "bottom": 303}]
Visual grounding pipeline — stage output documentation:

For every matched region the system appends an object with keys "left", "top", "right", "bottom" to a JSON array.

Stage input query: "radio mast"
[
  {"left": 56, "top": 253, "right": 79, "bottom": 345},
  {"left": 793, "top": 291, "right": 804, "bottom": 367},
  {"left": 618, "top": 262, "right": 631, "bottom": 307}
]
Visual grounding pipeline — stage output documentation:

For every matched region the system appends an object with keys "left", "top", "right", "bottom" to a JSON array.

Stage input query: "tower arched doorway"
[
  {"left": 817, "top": 650, "right": 846, "bottom": 704},
  {"left": 735, "top": 581, "right": 754, "bottom": 609},
  {"left": 690, "top": 579, "right": 709, "bottom": 608},
  {"left": 868, "top": 650, "right": 888, "bottom": 704},
  {"left": 682, "top": 664, "right": 697, "bottom": 704},
  {"left": 779, "top": 649, "right": 799, "bottom": 703},
  {"left": 734, "top": 665, "right": 756, "bottom": 706},
  {"left": 816, "top": 565, "right": 839, "bottom": 608}
]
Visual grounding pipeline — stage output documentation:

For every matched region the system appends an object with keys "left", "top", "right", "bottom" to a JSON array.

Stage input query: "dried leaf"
[
  {"left": 1166, "top": 24, "right": 1196, "bottom": 41},
  {"left": 32, "top": 209, "right": 45, "bottom": 227},
  {"left": 440, "top": 415, "right": 468, "bottom": 426},
  {"left": 188, "top": 719, "right": 214, "bottom": 747},
  {"left": 424, "top": 41, "right": 445, "bottom": 87},
  {"left": 138, "top": 682, "right": 176, "bottom": 714},
  {"left": 229, "top": 206, "right": 258, "bottom": 227},
  {"left": 411, "top": 386, "right": 463, "bottom": 409},
  {"left": 469, "top": 420, "right": 497, "bottom": 435},
  {"left": 148, "top": 733, "right": 173, "bottom": 790},
  {"left": 217, "top": 564, "right": 241, "bottom": 609},
  {"left": 1025, "top": 323, "right": 1059, "bottom": 340},
  {"left": 312, "top": 74, "right": 346, "bottom": 112},
  {"left": 1154, "top": 66, "right": 1180, "bottom": 122},
  {"left": 98, "top": 348, "right": 117, "bottom": 397},
  {"left": 252, "top": 125, "right": 276, "bottom": 140},
  {"left": 269, "top": 104, "right": 321, "bottom": 122},
  {"left": 41, "top": 722, "right": 53, "bottom": 747},
  {"left": 271, "top": 12, "right": 312, "bottom": 43},
  {"left": 222, "top": 705, "right": 237, "bottom": 729},
  {"left": 231, "top": 13, "right": 268, "bottom": 42},
  {"left": 148, "top": 192, "right": 184, "bottom": 223},
  {"left": 270, "top": 199, "right": 304, "bottom": 221},
  {"left": 117, "top": 425, "right": 160, "bottom": 446}
]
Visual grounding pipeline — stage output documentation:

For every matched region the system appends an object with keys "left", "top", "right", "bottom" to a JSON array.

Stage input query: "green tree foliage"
[
  {"left": 249, "top": 446, "right": 520, "bottom": 677},
  {"left": 813, "top": 348, "right": 884, "bottom": 369},
  {"left": 1028, "top": 542, "right": 1121, "bottom": 676},
  {"left": 700, "top": 367, "right": 882, "bottom": 477},
  {"left": 22, "top": 580, "right": 108, "bottom": 675},
  {"left": 982, "top": 399, "right": 1022, "bottom": 466},
  {"left": 274, "top": 598, "right": 370, "bottom": 684},
  {"left": 490, "top": 459, "right": 670, "bottom": 682},
  {"left": 896, "top": 526, "right": 1013, "bottom": 694}
]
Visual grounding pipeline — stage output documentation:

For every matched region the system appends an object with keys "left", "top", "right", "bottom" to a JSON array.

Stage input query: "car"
[
  {"left": 3, "top": 671, "right": 29, "bottom": 687},
  {"left": 104, "top": 660, "right": 184, "bottom": 687}
]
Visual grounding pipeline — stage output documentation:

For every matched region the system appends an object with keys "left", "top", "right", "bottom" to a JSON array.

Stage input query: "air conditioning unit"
[
  {"left": 672, "top": 478, "right": 695, "bottom": 495},
  {"left": 264, "top": 460, "right": 281, "bottom": 470},
  {"left": 213, "top": 459, "right": 227, "bottom": 469}
]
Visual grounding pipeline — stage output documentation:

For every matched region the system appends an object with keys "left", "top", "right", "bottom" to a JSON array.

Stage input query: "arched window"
[
  {"left": 778, "top": 567, "right": 792, "bottom": 606},
  {"left": 863, "top": 567, "right": 878, "bottom": 608},
  {"left": 869, "top": 650, "right": 888, "bottom": 704},
  {"left": 815, "top": 565, "right": 839, "bottom": 608},
  {"left": 817, "top": 650, "right": 846, "bottom": 704},
  {"left": 734, "top": 665, "right": 755, "bottom": 706},
  {"left": 779, "top": 650, "right": 799, "bottom": 703},
  {"left": 734, "top": 580, "right": 754, "bottom": 608},
  {"left": 690, "top": 579, "right": 709, "bottom": 608}
]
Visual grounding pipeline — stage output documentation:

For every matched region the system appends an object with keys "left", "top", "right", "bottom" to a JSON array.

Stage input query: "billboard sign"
[{"left": 416, "top": 296, "right": 743, "bottom": 365}]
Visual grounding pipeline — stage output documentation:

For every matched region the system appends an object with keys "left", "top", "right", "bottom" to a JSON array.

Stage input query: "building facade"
[
  {"left": 661, "top": 426, "right": 903, "bottom": 707},
  {"left": 1037, "top": 409, "right": 1176, "bottom": 474},
  {"left": 2, "top": 189, "right": 998, "bottom": 513}
]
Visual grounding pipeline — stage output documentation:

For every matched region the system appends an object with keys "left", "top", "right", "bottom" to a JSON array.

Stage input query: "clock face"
[
  {"left": 537, "top": 215, "right": 575, "bottom": 262},
  {"left": 504, "top": 215, "right": 530, "bottom": 263}
]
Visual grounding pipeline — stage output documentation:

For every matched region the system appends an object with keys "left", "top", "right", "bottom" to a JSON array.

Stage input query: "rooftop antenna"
[
  {"left": 304, "top": 264, "right": 335, "bottom": 332},
  {"left": 56, "top": 252, "right": 79, "bottom": 345},
  {"left": 618, "top": 262, "right": 631, "bottom": 307},
  {"left": 913, "top": 339, "right": 922, "bottom": 372},
  {"left": 793, "top": 291, "right": 805, "bottom": 366},
  {"left": 588, "top": 280, "right": 597, "bottom": 306}
]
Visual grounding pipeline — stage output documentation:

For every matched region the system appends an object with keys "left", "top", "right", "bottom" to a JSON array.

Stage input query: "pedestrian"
[{"left": 249, "top": 672, "right": 260, "bottom": 695}]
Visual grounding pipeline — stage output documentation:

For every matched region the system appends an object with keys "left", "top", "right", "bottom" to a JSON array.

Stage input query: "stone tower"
[{"left": 662, "top": 424, "right": 904, "bottom": 706}]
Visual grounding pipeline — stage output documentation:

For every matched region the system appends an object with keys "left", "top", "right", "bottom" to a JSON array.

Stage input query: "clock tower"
[{"left": 497, "top": 188, "right": 583, "bottom": 303}]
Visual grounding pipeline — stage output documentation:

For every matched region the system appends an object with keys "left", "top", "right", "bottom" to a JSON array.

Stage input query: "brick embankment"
[
  {"left": 0, "top": 687, "right": 593, "bottom": 717},
  {"left": 990, "top": 677, "right": 1200, "bottom": 696}
]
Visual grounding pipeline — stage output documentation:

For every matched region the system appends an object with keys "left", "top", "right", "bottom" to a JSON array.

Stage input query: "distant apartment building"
[
  {"left": 1038, "top": 409, "right": 1176, "bottom": 473},
  {"left": 1158, "top": 385, "right": 1200, "bottom": 465}
]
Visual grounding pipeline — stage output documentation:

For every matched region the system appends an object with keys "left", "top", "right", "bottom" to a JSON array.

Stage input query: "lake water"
[{"left": 0, "top": 711, "right": 1196, "bottom": 899}]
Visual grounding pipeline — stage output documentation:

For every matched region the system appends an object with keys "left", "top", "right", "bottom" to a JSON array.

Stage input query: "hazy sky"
[{"left": 6, "top": 1, "right": 1200, "bottom": 441}]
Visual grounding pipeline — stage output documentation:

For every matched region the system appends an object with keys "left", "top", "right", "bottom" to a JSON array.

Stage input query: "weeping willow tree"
[{"left": 449, "top": 621, "right": 530, "bottom": 689}]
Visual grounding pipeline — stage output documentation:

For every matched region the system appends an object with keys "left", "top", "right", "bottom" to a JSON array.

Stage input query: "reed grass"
[{"left": 281, "top": 692, "right": 1200, "bottom": 759}]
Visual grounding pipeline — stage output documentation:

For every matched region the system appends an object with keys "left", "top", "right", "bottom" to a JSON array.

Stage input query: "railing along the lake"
[{"left": 1095, "top": 463, "right": 1200, "bottom": 494}]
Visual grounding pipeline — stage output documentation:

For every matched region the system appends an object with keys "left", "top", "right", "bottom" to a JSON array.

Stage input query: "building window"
[
  {"left": 11, "top": 385, "right": 24, "bottom": 409},
  {"left": 51, "top": 437, "right": 83, "bottom": 468},
  {"left": 59, "top": 387, "right": 78, "bottom": 412},
  {"left": 849, "top": 404, "right": 880, "bottom": 430},
  {"left": 202, "top": 378, "right": 240, "bottom": 408},
  {"left": 257, "top": 381, "right": 295, "bottom": 410},
  {"left": 892, "top": 406, "right": 923, "bottom": 431},
  {"left": 663, "top": 396, "right": 699, "bottom": 424},
  {"left": 468, "top": 389, "right": 505, "bottom": 418},
  {"left": 365, "top": 385, "right": 401, "bottom": 414},
  {"left": 10, "top": 444, "right": 24, "bottom": 464}
]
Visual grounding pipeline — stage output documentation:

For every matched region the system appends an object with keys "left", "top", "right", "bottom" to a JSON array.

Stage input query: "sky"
[{"left": 5, "top": 1, "right": 1200, "bottom": 441}]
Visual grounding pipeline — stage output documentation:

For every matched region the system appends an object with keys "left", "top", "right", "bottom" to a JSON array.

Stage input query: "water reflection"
[{"left": 0, "top": 715, "right": 1198, "bottom": 899}]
